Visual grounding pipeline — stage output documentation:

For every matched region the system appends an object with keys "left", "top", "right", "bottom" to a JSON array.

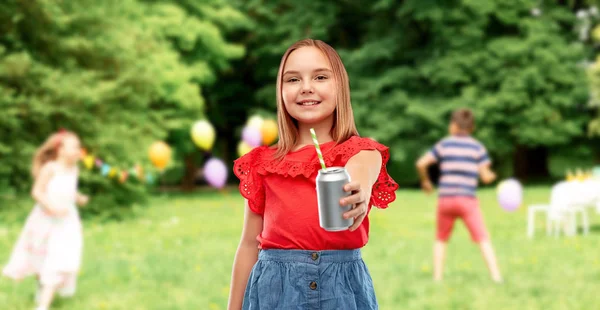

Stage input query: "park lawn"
[{"left": 1, "top": 186, "right": 599, "bottom": 309}]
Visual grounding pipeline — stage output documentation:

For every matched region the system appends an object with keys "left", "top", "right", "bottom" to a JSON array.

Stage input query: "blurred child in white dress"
[{"left": 2, "top": 130, "right": 89, "bottom": 310}]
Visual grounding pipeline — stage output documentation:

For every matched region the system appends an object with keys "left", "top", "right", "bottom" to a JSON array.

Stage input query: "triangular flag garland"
[{"left": 80, "top": 153, "right": 156, "bottom": 185}]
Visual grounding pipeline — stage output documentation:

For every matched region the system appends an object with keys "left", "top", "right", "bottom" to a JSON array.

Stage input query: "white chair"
[
  {"left": 526, "top": 181, "right": 590, "bottom": 238},
  {"left": 548, "top": 205, "right": 589, "bottom": 237},
  {"left": 527, "top": 204, "right": 550, "bottom": 238}
]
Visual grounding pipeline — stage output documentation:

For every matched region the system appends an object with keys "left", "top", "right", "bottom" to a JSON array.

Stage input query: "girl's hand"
[
  {"left": 46, "top": 204, "right": 69, "bottom": 217},
  {"left": 339, "top": 181, "right": 370, "bottom": 232},
  {"left": 77, "top": 194, "right": 89, "bottom": 207}
]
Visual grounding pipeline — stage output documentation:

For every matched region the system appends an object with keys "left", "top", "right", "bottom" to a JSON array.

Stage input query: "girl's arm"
[
  {"left": 75, "top": 192, "right": 90, "bottom": 207},
  {"left": 74, "top": 168, "right": 89, "bottom": 206},
  {"left": 31, "top": 163, "right": 58, "bottom": 214},
  {"left": 227, "top": 199, "right": 263, "bottom": 310},
  {"left": 76, "top": 192, "right": 89, "bottom": 206},
  {"left": 346, "top": 150, "right": 382, "bottom": 197},
  {"left": 342, "top": 150, "right": 383, "bottom": 231}
]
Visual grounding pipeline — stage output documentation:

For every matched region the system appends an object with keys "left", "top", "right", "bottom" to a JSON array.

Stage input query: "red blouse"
[{"left": 233, "top": 136, "right": 399, "bottom": 250}]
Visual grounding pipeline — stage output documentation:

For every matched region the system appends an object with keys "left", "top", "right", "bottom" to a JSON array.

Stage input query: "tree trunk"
[
  {"left": 180, "top": 153, "right": 197, "bottom": 191},
  {"left": 513, "top": 145, "right": 549, "bottom": 181}
]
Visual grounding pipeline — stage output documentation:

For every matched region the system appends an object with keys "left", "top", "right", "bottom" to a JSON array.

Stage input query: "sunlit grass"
[{"left": 1, "top": 186, "right": 598, "bottom": 309}]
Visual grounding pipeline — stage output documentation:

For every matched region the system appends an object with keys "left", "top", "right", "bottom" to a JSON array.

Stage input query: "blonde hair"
[
  {"left": 274, "top": 39, "right": 358, "bottom": 160},
  {"left": 31, "top": 130, "right": 77, "bottom": 178}
]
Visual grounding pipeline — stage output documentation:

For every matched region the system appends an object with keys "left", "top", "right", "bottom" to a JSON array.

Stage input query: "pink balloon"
[
  {"left": 204, "top": 158, "right": 228, "bottom": 189},
  {"left": 497, "top": 179, "right": 523, "bottom": 212},
  {"left": 242, "top": 126, "right": 262, "bottom": 148}
]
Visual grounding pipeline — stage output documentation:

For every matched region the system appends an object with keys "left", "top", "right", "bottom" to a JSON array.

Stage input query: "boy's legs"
[
  {"left": 435, "top": 197, "right": 456, "bottom": 281},
  {"left": 461, "top": 198, "right": 502, "bottom": 282},
  {"left": 433, "top": 240, "right": 447, "bottom": 282},
  {"left": 478, "top": 241, "right": 502, "bottom": 282}
]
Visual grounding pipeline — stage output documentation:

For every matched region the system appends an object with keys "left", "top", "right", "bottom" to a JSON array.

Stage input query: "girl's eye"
[
  {"left": 316, "top": 75, "right": 328, "bottom": 80},
  {"left": 286, "top": 77, "right": 299, "bottom": 82}
]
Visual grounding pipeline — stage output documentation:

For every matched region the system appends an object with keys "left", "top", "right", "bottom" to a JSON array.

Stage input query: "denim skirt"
[{"left": 242, "top": 249, "right": 378, "bottom": 310}]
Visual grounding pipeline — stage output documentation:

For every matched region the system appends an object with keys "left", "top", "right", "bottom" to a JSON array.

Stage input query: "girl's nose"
[{"left": 300, "top": 81, "right": 314, "bottom": 94}]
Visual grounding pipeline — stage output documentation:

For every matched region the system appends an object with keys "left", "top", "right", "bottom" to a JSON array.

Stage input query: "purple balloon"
[
  {"left": 204, "top": 158, "right": 228, "bottom": 189},
  {"left": 242, "top": 126, "right": 262, "bottom": 148},
  {"left": 497, "top": 179, "right": 523, "bottom": 212}
]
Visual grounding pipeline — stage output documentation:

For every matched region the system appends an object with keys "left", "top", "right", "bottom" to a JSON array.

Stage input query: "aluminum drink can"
[{"left": 316, "top": 167, "right": 353, "bottom": 231}]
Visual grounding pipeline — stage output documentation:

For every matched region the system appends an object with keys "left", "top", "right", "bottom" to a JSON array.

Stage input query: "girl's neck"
[{"left": 296, "top": 119, "right": 334, "bottom": 147}]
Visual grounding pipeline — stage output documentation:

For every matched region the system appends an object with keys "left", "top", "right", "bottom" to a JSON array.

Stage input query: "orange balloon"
[
  {"left": 261, "top": 119, "right": 278, "bottom": 145},
  {"left": 148, "top": 141, "right": 172, "bottom": 170}
]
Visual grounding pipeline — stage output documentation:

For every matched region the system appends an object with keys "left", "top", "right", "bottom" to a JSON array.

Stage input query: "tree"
[
  {"left": 228, "top": 0, "right": 592, "bottom": 183},
  {"left": 0, "top": 0, "right": 246, "bottom": 218}
]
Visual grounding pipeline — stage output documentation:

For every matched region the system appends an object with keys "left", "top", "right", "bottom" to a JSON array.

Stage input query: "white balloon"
[{"left": 247, "top": 115, "right": 264, "bottom": 130}]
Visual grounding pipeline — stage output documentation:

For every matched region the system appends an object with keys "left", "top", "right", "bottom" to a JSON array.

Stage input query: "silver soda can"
[{"left": 316, "top": 167, "right": 354, "bottom": 231}]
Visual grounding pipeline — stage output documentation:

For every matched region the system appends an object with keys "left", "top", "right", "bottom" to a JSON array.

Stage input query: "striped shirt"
[{"left": 427, "top": 135, "right": 490, "bottom": 197}]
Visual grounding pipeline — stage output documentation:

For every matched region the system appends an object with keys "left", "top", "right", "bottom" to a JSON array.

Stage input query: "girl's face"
[
  {"left": 281, "top": 46, "right": 337, "bottom": 126},
  {"left": 58, "top": 135, "right": 82, "bottom": 164}
]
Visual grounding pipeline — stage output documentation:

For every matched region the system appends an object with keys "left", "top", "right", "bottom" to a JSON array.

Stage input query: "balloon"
[
  {"left": 242, "top": 126, "right": 262, "bottom": 147},
  {"left": 497, "top": 178, "right": 523, "bottom": 212},
  {"left": 149, "top": 141, "right": 172, "bottom": 170},
  {"left": 203, "top": 158, "right": 228, "bottom": 189},
  {"left": 101, "top": 164, "right": 110, "bottom": 176},
  {"left": 247, "top": 115, "right": 264, "bottom": 130},
  {"left": 95, "top": 159, "right": 103, "bottom": 168},
  {"left": 261, "top": 119, "right": 278, "bottom": 145},
  {"left": 237, "top": 141, "right": 253, "bottom": 158},
  {"left": 191, "top": 120, "right": 216, "bottom": 151},
  {"left": 83, "top": 155, "right": 95, "bottom": 170},
  {"left": 80, "top": 148, "right": 88, "bottom": 159}
]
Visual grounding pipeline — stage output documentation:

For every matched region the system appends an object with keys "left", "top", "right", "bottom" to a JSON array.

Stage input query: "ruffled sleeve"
[
  {"left": 324, "top": 136, "right": 399, "bottom": 209},
  {"left": 233, "top": 147, "right": 267, "bottom": 215}
]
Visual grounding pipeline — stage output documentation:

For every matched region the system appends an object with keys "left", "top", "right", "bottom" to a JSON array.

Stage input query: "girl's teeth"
[{"left": 301, "top": 101, "right": 319, "bottom": 106}]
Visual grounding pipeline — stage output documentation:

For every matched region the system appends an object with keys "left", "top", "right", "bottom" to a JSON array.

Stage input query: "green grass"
[{"left": 1, "top": 186, "right": 599, "bottom": 309}]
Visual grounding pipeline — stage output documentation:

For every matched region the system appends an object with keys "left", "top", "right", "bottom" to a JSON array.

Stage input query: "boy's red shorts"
[{"left": 437, "top": 196, "right": 488, "bottom": 243}]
